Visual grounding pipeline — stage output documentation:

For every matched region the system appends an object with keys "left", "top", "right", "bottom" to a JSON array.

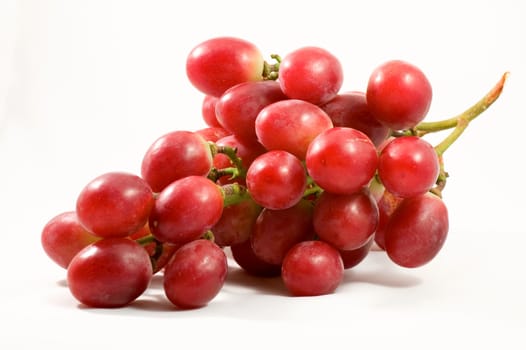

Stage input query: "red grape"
[
  {"left": 186, "top": 37, "right": 264, "bottom": 97},
  {"left": 163, "top": 239, "right": 227, "bottom": 309},
  {"left": 306, "top": 127, "right": 378, "bottom": 194},
  {"left": 230, "top": 240, "right": 281, "bottom": 277},
  {"left": 201, "top": 95, "right": 221, "bottom": 127},
  {"left": 366, "top": 60, "right": 432, "bottom": 130},
  {"left": 279, "top": 46, "right": 343, "bottom": 105},
  {"left": 313, "top": 189, "right": 379, "bottom": 250},
  {"left": 384, "top": 192, "right": 449, "bottom": 268},
  {"left": 149, "top": 176, "right": 224, "bottom": 244},
  {"left": 141, "top": 130, "right": 213, "bottom": 193},
  {"left": 281, "top": 240, "right": 344, "bottom": 296},
  {"left": 246, "top": 150, "right": 307, "bottom": 210},
  {"left": 320, "top": 91, "right": 390, "bottom": 147},
  {"left": 76, "top": 172, "right": 154, "bottom": 238},
  {"left": 255, "top": 99, "right": 334, "bottom": 159},
  {"left": 250, "top": 200, "right": 314, "bottom": 265},
  {"left": 215, "top": 80, "right": 287, "bottom": 143},
  {"left": 67, "top": 238, "right": 152, "bottom": 308},
  {"left": 378, "top": 136, "right": 439, "bottom": 198},
  {"left": 211, "top": 196, "right": 262, "bottom": 247},
  {"left": 41, "top": 211, "right": 100, "bottom": 269}
]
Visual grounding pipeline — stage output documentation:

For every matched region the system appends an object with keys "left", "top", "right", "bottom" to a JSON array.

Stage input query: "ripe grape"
[
  {"left": 306, "top": 127, "right": 378, "bottom": 194},
  {"left": 255, "top": 99, "right": 334, "bottom": 159},
  {"left": 201, "top": 95, "right": 221, "bottom": 128},
  {"left": 378, "top": 136, "right": 440, "bottom": 198},
  {"left": 281, "top": 240, "right": 344, "bottom": 296},
  {"left": 313, "top": 189, "right": 379, "bottom": 250},
  {"left": 366, "top": 60, "right": 432, "bottom": 130},
  {"left": 250, "top": 200, "right": 314, "bottom": 265},
  {"left": 279, "top": 46, "right": 343, "bottom": 105},
  {"left": 41, "top": 211, "right": 100, "bottom": 269},
  {"left": 230, "top": 240, "right": 281, "bottom": 277},
  {"left": 67, "top": 238, "right": 152, "bottom": 308},
  {"left": 246, "top": 150, "right": 307, "bottom": 210},
  {"left": 384, "top": 192, "right": 449, "bottom": 268},
  {"left": 163, "top": 239, "right": 227, "bottom": 309},
  {"left": 141, "top": 130, "right": 213, "bottom": 193},
  {"left": 76, "top": 172, "right": 154, "bottom": 238},
  {"left": 186, "top": 37, "right": 264, "bottom": 97},
  {"left": 149, "top": 176, "right": 224, "bottom": 244},
  {"left": 215, "top": 80, "right": 287, "bottom": 143},
  {"left": 211, "top": 196, "right": 262, "bottom": 247},
  {"left": 320, "top": 91, "right": 390, "bottom": 147}
]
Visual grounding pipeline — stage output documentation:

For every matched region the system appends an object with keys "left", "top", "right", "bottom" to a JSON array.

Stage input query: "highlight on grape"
[{"left": 41, "top": 36, "right": 509, "bottom": 309}]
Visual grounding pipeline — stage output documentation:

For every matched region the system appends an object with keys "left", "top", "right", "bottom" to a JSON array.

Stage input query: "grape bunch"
[{"left": 41, "top": 36, "right": 508, "bottom": 309}]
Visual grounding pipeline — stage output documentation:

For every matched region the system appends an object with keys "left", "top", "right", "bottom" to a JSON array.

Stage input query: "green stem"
[
  {"left": 262, "top": 54, "right": 281, "bottom": 80},
  {"left": 221, "top": 183, "right": 252, "bottom": 207},
  {"left": 209, "top": 142, "right": 247, "bottom": 177},
  {"left": 434, "top": 117, "right": 470, "bottom": 156},
  {"left": 135, "top": 234, "right": 156, "bottom": 246},
  {"left": 415, "top": 72, "right": 509, "bottom": 135},
  {"left": 303, "top": 184, "right": 323, "bottom": 198}
]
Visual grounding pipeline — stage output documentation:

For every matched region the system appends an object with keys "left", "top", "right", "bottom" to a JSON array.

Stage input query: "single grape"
[
  {"left": 141, "top": 130, "right": 213, "bottom": 193},
  {"left": 41, "top": 211, "right": 100, "bottom": 269},
  {"left": 366, "top": 60, "right": 432, "bottom": 130},
  {"left": 163, "top": 239, "right": 227, "bottom": 309},
  {"left": 281, "top": 240, "right": 344, "bottom": 296},
  {"left": 215, "top": 80, "right": 287, "bottom": 143},
  {"left": 378, "top": 136, "right": 440, "bottom": 198},
  {"left": 186, "top": 37, "right": 264, "bottom": 97},
  {"left": 67, "top": 238, "right": 152, "bottom": 308},
  {"left": 149, "top": 176, "right": 224, "bottom": 245},
  {"left": 313, "top": 189, "right": 379, "bottom": 250},
  {"left": 230, "top": 240, "right": 281, "bottom": 277},
  {"left": 384, "top": 192, "right": 449, "bottom": 268},
  {"left": 76, "top": 172, "right": 154, "bottom": 238},
  {"left": 201, "top": 95, "right": 221, "bottom": 128},
  {"left": 246, "top": 150, "right": 307, "bottom": 210},
  {"left": 255, "top": 99, "right": 333, "bottom": 159},
  {"left": 211, "top": 196, "right": 262, "bottom": 247},
  {"left": 250, "top": 200, "right": 314, "bottom": 265},
  {"left": 320, "top": 91, "right": 390, "bottom": 147},
  {"left": 306, "top": 127, "right": 378, "bottom": 194},
  {"left": 279, "top": 46, "right": 343, "bottom": 105}
]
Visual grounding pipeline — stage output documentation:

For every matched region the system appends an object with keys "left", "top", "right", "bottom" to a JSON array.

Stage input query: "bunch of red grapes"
[{"left": 41, "top": 37, "right": 507, "bottom": 309}]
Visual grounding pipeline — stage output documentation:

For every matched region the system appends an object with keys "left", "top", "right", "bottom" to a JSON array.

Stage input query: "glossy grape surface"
[
  {"left": 67, "top": 238, "right": 152, "bottom": 308},
  {"left": 76, "top": 172, "right": 154, "bottom": 238}
]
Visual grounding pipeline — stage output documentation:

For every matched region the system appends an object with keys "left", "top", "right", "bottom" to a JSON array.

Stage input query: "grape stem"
[
  {"left": 415, "top": 72, "right": 509, "bottom": 136},
  {"left": 208, "top": 142, "right": 247, "bottom": 179},
  {"left": 221, "top": 183, "right": 252, "bottom": 207},
  {"left": 262, "top": 54, "right": 281, "bottom": 80}
]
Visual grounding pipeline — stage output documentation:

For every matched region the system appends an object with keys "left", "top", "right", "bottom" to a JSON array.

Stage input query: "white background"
[{"left": 1, "top": 0, "right": 525, "bottom": 348}]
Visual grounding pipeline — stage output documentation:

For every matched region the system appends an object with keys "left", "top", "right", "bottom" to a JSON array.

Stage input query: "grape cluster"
[{"left": 41, "top": 36, "right": 507, "bottom": 309}]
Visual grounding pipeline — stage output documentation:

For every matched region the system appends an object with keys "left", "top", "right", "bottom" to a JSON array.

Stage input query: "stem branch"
[{"left": 416, "top": 72, "right": 509, "bottom": 135}]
